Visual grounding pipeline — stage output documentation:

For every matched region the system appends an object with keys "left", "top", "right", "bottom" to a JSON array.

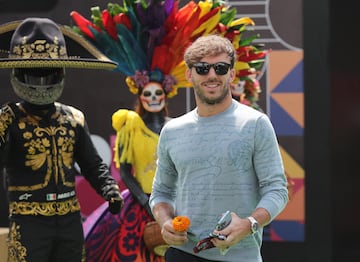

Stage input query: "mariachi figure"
[
  {"left": 71, "top": 1, "right": 268, "bottom": 261},
  {"left": 0, "top": 18, "right": 123, "bottom": 262}
]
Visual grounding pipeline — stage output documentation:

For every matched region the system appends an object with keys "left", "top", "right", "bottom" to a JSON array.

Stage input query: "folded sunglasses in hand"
[{"left": 193, "top": 211, "right": 231, "bottom": 253}]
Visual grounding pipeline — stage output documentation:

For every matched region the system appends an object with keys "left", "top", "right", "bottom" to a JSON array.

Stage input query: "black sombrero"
[{"left": 0, "top": 17, "right": 117, "bottom": 70}]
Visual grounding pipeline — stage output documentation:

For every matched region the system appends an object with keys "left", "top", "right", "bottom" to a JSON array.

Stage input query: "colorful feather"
[{"left": 70, "top": 0, "right": 269, "bottom": 101}]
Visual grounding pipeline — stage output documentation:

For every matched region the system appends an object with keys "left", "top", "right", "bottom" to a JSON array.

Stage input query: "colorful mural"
[{"left": 264, "top": 50, "right": 304, "bottom": 242}]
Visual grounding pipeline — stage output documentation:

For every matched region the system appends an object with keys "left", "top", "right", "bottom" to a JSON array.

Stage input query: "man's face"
[
  {"left": 186, "top": 53, "right": 235, "bottom": 105},
  {"left": 140, "top": 82, "right": 166, "bottom": 112}
]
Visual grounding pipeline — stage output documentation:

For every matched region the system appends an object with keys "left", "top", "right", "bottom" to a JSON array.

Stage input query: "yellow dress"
[
  {"left": 84, "top": 109, "right": 165, "bottom": 262},
  {"left": 112, "top": 109, "right": 160, "bottom": 193}
]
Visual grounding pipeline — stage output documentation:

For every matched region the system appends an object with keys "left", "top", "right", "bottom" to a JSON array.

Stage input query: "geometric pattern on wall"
[
  {"left": 264, "top": 50, "right": 305, "bottom": 242},
  {"left": 268, "top": 51, "right": 304, "bottom": 136}
]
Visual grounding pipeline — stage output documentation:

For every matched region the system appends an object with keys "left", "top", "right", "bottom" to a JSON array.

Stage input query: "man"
[
  {"left": 149, "top": 35, "right": 289, "bottom": 262},
  {"left": 0, "top": 17, "right": 123, "bottom": 262}
]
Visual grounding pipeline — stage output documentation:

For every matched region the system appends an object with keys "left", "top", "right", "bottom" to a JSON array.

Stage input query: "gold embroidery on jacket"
[
  {"left": 7, "top": 222, "right": 27, "bottom": 262},
  {"left": 81, "top": 245, "right": 86, "bottom": 262},
  {"left": 9, "top": 197, "right": 80, "bottom": 216},
  {"left": 8, "top": 105, "right": 77, "bottom": 191},
  {"left": 0, "top": 105, "right": 15, "bottom": 144}
]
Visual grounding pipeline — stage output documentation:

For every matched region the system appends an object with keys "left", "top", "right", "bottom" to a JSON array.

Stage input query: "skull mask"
[
  {"left": 140, "top": 82, "right": 166, "bottom": 113},
  {"left": 231, "top": 80, "right": 245, "bottom": 97},
  {"left": 231, "top": 68, "right": 259, "bottom": 98}
]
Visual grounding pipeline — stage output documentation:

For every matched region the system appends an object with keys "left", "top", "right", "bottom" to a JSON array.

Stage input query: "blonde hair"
[{"left": 184, "top": 35, "right": 236, "bottom": 68}]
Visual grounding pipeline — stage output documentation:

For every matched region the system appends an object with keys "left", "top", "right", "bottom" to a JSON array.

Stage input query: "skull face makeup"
[
  {"left": 231, "top": 80, "right": 245, "bottom": 97},
  {"left": 140, "top": 82, "right": 166, "bottom": 113}
]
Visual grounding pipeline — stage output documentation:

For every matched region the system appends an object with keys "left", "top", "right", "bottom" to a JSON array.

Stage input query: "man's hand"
[
  {"left": 160, "top": 219, "right": 188, "bottom": 246},
  {"left": 102, "top": 184, "right": 123, "bottom": 214}
]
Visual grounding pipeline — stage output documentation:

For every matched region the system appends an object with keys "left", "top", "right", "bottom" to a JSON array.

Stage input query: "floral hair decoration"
[
  {"left": 70, "top": 0, "right": 268, "bottom": 100},
  {"left": 126, "top": 69, "right": 178, "bottom": 96}
]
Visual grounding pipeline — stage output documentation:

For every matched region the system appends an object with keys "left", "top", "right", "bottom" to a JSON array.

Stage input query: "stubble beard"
[{"left": 194, "top": 79, "right": 231, "bottom": 105}]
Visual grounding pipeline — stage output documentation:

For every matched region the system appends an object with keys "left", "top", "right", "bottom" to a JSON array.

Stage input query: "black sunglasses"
[{"left": 192, "top": 62, "right": 231, "bottom": 75}]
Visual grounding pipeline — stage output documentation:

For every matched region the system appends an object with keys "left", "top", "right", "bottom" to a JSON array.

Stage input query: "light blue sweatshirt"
[{"left": 150, "top": 100, "right": 288, "bottom": 262}]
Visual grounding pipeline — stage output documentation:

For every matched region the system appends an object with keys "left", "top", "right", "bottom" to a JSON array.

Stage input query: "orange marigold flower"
[{"left": 172, "top": 216, "right": 191, "bottom": 232}]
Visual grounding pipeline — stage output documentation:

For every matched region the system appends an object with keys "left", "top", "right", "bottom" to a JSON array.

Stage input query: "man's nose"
[{"left": 207, "top": 67, "right": 218, "bottom": 76}]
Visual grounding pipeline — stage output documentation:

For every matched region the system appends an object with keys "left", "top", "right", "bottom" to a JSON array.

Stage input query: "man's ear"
[{"left": 185, "top": 68, "right": 192, "bottom": 82}]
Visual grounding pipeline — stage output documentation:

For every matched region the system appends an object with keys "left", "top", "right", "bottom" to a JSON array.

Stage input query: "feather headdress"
[{"left": 70, "top": 0, "right": 268, "bottom": 101}]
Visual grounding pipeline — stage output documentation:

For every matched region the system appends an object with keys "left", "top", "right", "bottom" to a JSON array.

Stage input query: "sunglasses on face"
[{"left": 192, "top": 62, "right": 232, "bottom": 75}]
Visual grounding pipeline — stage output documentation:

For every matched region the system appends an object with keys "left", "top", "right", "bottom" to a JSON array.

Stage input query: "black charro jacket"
[{"left": 0, "top": 101, "right": 117, "bottom": 216}]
